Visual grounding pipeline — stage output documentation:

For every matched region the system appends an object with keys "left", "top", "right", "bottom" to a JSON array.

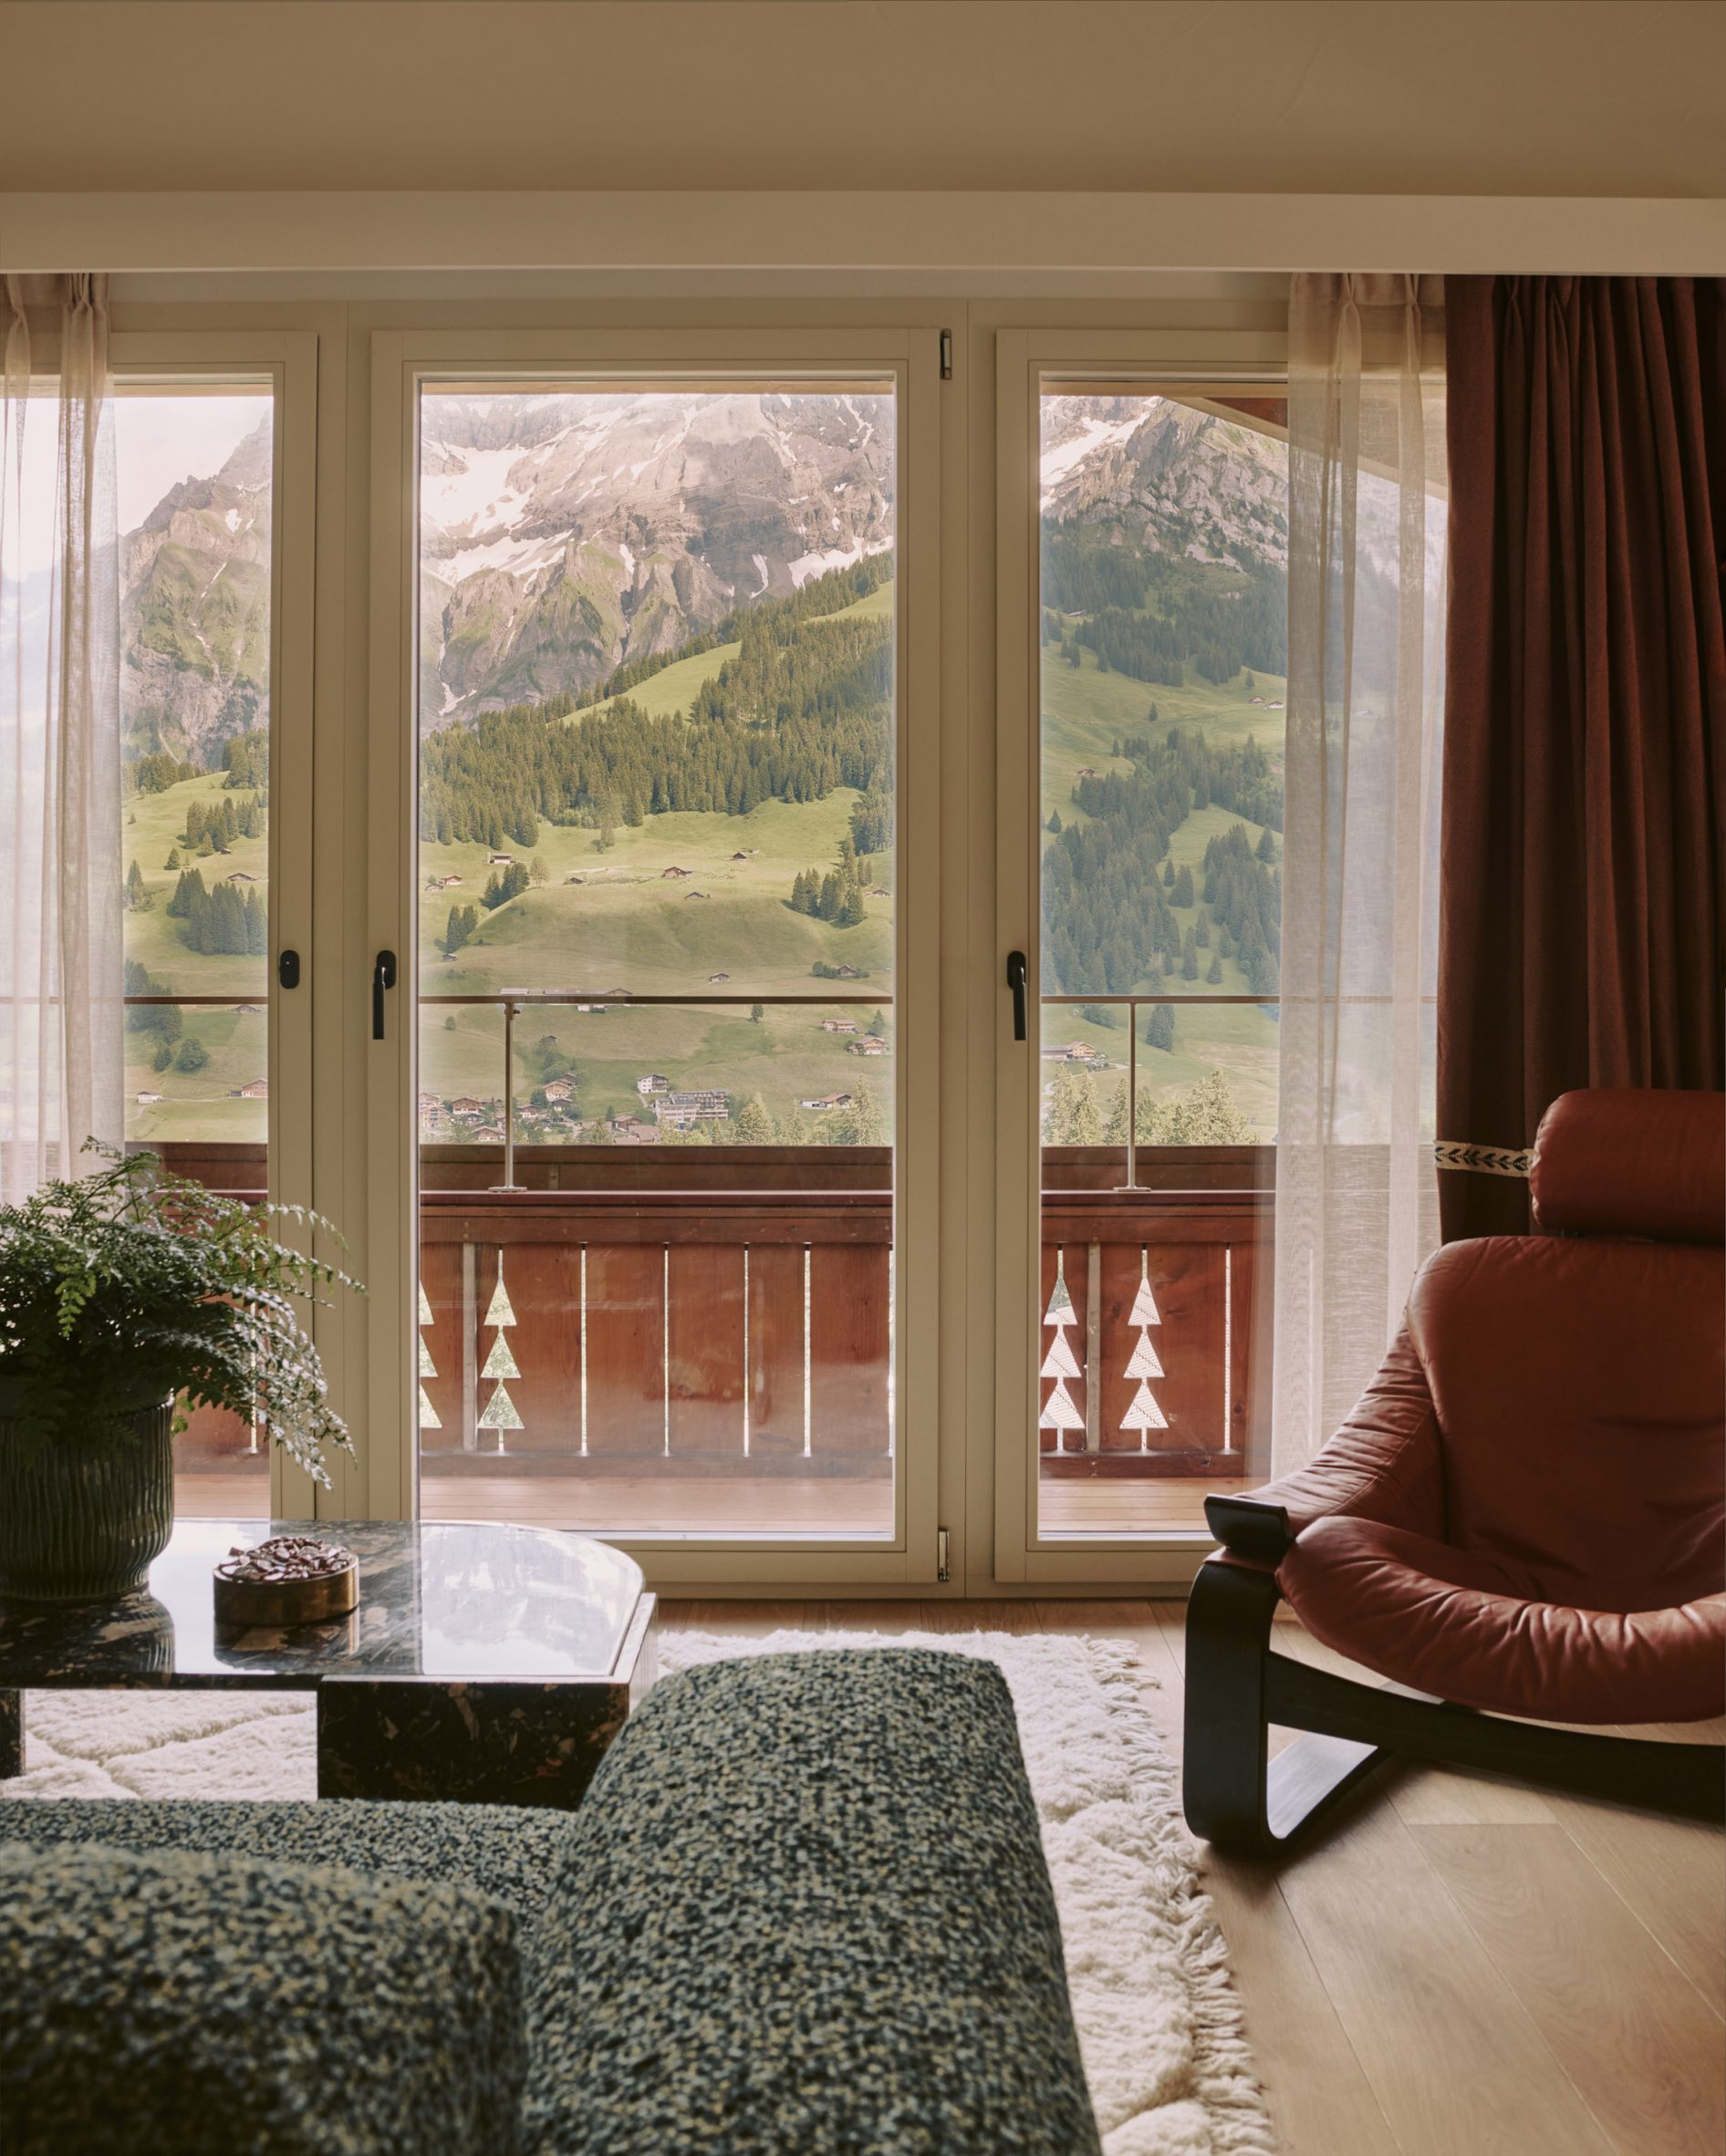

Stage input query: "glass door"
[
  {"left": 995, "top": 334, "right": 1284, "bottom": 1581},
  {"left": 109, "top": 337, "right": 318, "bottom": 1519},
  {"left": 368, "top": 331, "right": 942, "bottom": 1581}
]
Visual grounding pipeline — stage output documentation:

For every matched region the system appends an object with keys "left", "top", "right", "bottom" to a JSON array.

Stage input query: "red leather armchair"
[{"left": 1183, "top": 1088, "right": 1726, "bottom": 1854}]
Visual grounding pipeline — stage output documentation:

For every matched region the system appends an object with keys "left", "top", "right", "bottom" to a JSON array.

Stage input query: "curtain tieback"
[{"left": 1433, "top": 1140, "right": 1533, "bottom": 1178}]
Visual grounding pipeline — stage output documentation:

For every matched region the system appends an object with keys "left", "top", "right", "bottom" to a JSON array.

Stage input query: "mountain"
[
  {"left": 120, "top": 416, "right": 272, "bottom": 762},
  {"left": 419, "top": 392, "right": 896, "bottom": 726},
  {"left": 1040, "top": 395, "right": 1288, "bottom": 571}
]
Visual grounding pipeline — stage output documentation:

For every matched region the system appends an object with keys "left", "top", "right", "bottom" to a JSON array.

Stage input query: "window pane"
[
  {"left": 415, "top": 385, "right": 897, "bottom": 1538},
  {"left": 118, "top": 389, "right": 275, "bottom": 1518},
  {"left": 1037, "top": 388, "right": 1282, "bottom": 1538}
]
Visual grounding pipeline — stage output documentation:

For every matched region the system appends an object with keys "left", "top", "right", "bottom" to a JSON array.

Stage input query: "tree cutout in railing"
[
  {"left": 1119, "top": 1378, "right": 1169, "bottom": 1434},
  {"left": 1120, "top": 1253, "right": 1167, "bottom": 1448},
  {"left": 1040, "top": 1330, "right": 1082, "bottom": 1380},
  {"left": 478, "top": 1382, "right": 524, "bottom": 1434},
  {"left": 1041, "top": 1252, "right": 1084, "bottom": 1449},
  {"left": 482, "top": 1333, "right": 520, "bottom": 1381},
  {"left": 417, "top": 1279, "right": 439, "bottom": 1430},
  {"left": 483, "top": 1269, "right": 518, "bottom": 1331},
  {"left": 477, "top": 1256, "right": 522, "bottom": 1449},
  {"left": 1039, "top": 1379, "right": 1085, "bottom": 1434}
]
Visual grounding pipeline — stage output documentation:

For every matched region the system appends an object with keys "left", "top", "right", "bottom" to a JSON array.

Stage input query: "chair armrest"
[
  {"left": 1203, "top": 1494, "right": 1294, "bottom": 1562},
  {"left": 1210, "top": 1325, "right": 1446, "bottom": 1555}
]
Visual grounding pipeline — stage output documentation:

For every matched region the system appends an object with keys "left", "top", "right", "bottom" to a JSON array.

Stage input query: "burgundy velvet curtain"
[{"left": 1440, "top": 276, "right": 1726, "bottom": 1239}]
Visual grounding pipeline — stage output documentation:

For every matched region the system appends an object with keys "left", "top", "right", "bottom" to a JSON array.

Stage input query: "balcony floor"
[{"left": 177, "top": 1466, "right": 1249, "bottom": 1539}]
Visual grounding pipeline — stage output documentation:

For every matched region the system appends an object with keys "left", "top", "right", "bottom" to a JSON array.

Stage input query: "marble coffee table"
[{"left": 0, "top": 1519, "right": 657, "bottom": 1809}]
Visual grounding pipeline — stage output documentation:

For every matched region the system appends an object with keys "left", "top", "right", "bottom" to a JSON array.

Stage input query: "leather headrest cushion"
[{"left": 1531, "top": 1089, "right": 1726, "bottom": 1245}]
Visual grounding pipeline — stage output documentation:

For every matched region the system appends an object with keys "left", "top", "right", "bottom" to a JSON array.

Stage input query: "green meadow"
[{"left": 1037, "top": 638, "right": 1287, "bottom": 1137}]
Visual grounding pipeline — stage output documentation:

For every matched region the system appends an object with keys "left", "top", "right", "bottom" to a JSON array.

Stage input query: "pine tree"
[
  {"left": 1181, "top": 928, "right": 1200, "bottom": 980},
  {"left": 164, "top": 846, "right": 180, "bottom": 871},
  {"left": 1256, "top": 827, "right": 1277, "bottom": 864},
  {"left": 173, "top": 1036, "right": 208, "bottom": 1073},
  {"left": 733, "top": 1093, "right": 775, "bottom": 1145},
  {"left": 1207, "top": 951, "right": 1223, "bottom": 984},
  {"left": 125, "top": 860, "right": 145, "bottom": 909},
  {"left": 1162, "top": 858, "right": 1176, "bottom": 887},
  {"left": 245, "top": 887, "right": 267, "bottom": 956},
  {"left": 1047, "top": 810, "right": 1063, "bottom": 834},
  {"left": 1173, "top": 864, "right": 1195, "bottom": 907},
  {"left": 1144, "top": 1004, "right": 1176, "bottom": 1052},
  {"left": 868, "top": 1009, "right": 888, "bottom": 1039}
]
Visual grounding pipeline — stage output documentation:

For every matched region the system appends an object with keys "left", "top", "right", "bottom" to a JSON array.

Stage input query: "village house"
[
  {"left": 708, "top": 971, "right": 730, "bottom": 983},
  {"left": 847, "top": 1036, "right": 889, "bottom": 1055},
  {"left": 834, "top": 963, "right": 862, "bottom": 979},
  {"left": 450, "top": 1096, "right": 485, "bottom": 1120},
  {"left": 798, "top": 1092, "right": 854, "bottom": 1113},
  {"left": 822, "top": 1017, "right": 858, "bottom": 1033},
  {"left": 608, "top": 1118, "right": 660, "bottom": 1146},
  {"left": 225, "top": 870, "right": 258, "bottom": 883},
  {"left": 653, "top": 1089, "right": 732, "bottom": 1128},
  {"left": 543, "top": 1078, "right": 574, "bottom": 1103},
  {"left": 231, "top": 1079, "right": 269, "bottom": 1099},
  {"left": 487, "top": 853, "right": 514, "bottom": 866},
  {"left": 684, "top": 890, "right": 708, "bottom": 900},
  {"left": 730, "top": 851, "right": 750, "bottom": 862},
  {"left": 635, "top": 1073, "right": 671, "bottom": 1096},
  {"left": 471, "top": 1123, "right": 507, "bottom": 1144},
  {"left": 135, "top": 1091, "right": 163, "bottom": 1105},
  {"left": 1076, "top": 764, "right": 1097, "bottom": 777},
  {"left": 1040, "top": 1042, "right": 1106, "bottom": 1065},
  {"left": 868, "top": 885, "right": 889, "bottom": 897},
  {"left": 660, "top": 866, "right": 692, "bottom": 880},
  {"left": 416, "top": 1091, "right": 440, "bottom": 1115},
  {"left": 233, "top": 1003, "right": 263, "bottom": 1015}
]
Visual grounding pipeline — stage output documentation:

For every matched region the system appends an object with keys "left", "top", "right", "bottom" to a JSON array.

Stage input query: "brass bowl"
[{"left": 213, "top": 1556, "right": 359, "bottom": 1630}]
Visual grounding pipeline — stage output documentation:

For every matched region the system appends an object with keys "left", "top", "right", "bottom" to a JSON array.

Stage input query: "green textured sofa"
[{"left": 0, "top": 1648, "right": 1103, "bottom": 2156}]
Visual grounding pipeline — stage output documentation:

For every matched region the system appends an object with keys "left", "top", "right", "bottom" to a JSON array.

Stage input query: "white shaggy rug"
[{"left": 5, "top": 1633, "right": 1274, "bottom": 2156}]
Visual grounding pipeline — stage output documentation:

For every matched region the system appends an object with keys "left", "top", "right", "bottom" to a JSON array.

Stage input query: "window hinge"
[
  {"left": 939, "top": 329, "right": 953, "bottom": 381},
  {"left": 937, "top": 1526, "right": 951, "bottom": 1583}
]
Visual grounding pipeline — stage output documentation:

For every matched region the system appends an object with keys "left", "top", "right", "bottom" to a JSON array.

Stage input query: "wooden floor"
[{"left": 660, "top": 1597, "right": 1726, "bottom": 2156}]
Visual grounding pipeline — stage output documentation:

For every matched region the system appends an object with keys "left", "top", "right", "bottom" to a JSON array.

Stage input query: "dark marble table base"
[
  {"left": 2, "top": 1597, "right": 656, "bottom": 1807},
  {"left": 318, "top": 1600, "right": 656, "bottom": 1808}
]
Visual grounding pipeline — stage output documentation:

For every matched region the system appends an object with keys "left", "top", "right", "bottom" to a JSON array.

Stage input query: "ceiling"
[{"left": 1, "top": 0, "right": 1722, "bottom": 200}]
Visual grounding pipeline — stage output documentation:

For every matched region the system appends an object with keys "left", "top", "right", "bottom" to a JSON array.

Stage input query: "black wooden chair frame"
[{"left": 1182, "top": 1496, "right": 1726, "bottom": 1856}]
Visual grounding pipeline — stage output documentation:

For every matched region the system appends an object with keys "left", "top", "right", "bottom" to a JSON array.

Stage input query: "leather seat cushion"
[{"left": 1279, "top": 1516, "right": 1726, "bottom": 1724}]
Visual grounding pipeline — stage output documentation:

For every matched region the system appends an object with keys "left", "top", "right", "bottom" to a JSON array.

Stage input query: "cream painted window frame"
[
  {"left": 993, "top": 327, "right": 1287, "bottom": 1588},
  {"left": 363, "top": 326, "right": 945, "bottom": 1589}
]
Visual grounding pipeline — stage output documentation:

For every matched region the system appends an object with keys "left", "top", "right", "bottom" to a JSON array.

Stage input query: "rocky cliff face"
[
  {"left": 120, "top": 416, "right": 273, "bottom": 762},
  {"left": 1040, "top": 395, "right": 1288, "bottom": 571},
  {"left": 418, "top": 390, "right": 897, "bottom": 724}
]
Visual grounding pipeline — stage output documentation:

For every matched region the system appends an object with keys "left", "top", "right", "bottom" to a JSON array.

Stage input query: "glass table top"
[{"left": 0, "top": 1519, "right": 648, "bottom": 1687}]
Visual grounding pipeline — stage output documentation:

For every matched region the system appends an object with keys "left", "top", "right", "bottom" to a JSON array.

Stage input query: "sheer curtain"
[
  {"left": 0, "top": 274, "right": 122, "bottom": 1201},
  {"left": 1271, "top": 274, "right": 1448, "bottom": 1472}
]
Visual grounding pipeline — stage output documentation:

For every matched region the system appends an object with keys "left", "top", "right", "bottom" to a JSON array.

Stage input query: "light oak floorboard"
[{"left": 1412, "top": 1821, "right": 1725, "bottom": 2156}]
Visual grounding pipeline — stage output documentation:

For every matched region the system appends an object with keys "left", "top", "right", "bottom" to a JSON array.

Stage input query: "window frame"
[
  {"left": 362, "top": 325, "right": 947, "bottom": 1588},
  {"left": 108, "top": 328, "right": 322, "bottom": 1523},
  {"left": 992, "top": 327, "right": 1288, "bottom": 1587}
]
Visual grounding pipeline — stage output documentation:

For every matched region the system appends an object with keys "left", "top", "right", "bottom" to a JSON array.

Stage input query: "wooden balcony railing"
[{"left": 151, "top": 1143, "right": 1274, "bottom": 1496}]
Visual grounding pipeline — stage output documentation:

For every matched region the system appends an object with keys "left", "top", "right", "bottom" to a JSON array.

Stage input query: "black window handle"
[
  {"left": 372, "top": 949, "right": 398, "bottom": 1041},
  {"left": 1006, "top": 950, "right": 1028, "bottom": 1042}
]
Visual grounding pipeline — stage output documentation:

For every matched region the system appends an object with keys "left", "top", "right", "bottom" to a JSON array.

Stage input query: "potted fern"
[{"left": 0, "top": 1145, "right": 359, "bottom": 1604}]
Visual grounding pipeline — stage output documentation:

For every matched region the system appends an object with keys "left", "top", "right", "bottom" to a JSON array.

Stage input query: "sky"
[{"left": 5, "top": 389, "right": 270, "bottom": 581}]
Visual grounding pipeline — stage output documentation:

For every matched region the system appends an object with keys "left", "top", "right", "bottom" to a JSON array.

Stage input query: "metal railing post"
[{"left": 496, "top": 998, "right": 523, "bottom": 1191}]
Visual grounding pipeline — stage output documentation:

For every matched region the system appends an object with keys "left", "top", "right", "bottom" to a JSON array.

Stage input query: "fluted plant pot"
[{"left": 0, "top": 1386, "right": 177, "bottom": 1605}]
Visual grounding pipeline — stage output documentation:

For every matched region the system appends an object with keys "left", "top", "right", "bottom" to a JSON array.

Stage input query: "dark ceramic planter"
[{"left": 0, "top": 1394, "right": 176, "bottom": 1604}]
